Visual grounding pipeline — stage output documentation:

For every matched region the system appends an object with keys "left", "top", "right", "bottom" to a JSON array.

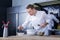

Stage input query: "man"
[{"left": 18, "top": 4, "right": 49, "bottom": 36}]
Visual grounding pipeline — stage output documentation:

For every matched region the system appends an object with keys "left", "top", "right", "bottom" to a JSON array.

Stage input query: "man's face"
[{"left": 27, "top": 8, "right": 36, "bottom": 16}]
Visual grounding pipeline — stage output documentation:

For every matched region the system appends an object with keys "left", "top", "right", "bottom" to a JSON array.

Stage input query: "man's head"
[{"left": 26, "top": 4, "right": 37, "bottom": 16}]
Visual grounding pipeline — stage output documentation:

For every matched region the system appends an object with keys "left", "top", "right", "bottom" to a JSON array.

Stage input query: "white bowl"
[
  {"left": 26, "top": 29, "right": 35, "bottom": 35},
  {"left": 17, "top": 33, "right": 24, "bottom": 36}
]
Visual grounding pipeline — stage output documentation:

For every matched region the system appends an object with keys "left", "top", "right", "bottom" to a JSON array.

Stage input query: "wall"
[
  {"left": 12, "top": 0, "right": 56, "bottom": 7},
  {"left": 12, "top": 0, "right": 58, "bottom": 14}
]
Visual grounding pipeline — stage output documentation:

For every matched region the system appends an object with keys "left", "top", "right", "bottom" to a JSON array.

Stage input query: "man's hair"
[
  {"left": 26, "top": 4, "right": 35, "bottom": 9},
  {"left": 34, "top": 3, "right": 42, "bottom": 8},
  {"left": 33, "top": 3, "right": 42, "bottom": 11}
]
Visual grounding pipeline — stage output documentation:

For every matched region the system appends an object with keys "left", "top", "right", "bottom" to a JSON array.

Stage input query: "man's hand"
[
  {"left": 38, "top": 23, "right": 48, "bottom": 28},
  {"left": 40, "top": 24, "right": 46, "bottom": 28},
  {"left": 18, "top": 26, "right": 23, "bottom": 30}
]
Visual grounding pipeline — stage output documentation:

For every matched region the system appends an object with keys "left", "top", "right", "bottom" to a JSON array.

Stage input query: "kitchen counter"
[{"left": 0, "top": 35, "right": 60, "bottom": 40}]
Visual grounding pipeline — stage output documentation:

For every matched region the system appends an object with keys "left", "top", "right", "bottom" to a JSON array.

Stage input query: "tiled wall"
[{"left": 12, "top": 0, "right": 55, "bottom": 6}]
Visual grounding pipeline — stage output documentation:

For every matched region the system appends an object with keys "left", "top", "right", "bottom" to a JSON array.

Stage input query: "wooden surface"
[{"left": 0, "top": 35, "right": 60, "bottom": 40}]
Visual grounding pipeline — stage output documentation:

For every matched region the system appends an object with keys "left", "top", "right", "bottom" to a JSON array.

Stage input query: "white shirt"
[{"left": 22, "top": 11, "right": 47, "bottom": 30}]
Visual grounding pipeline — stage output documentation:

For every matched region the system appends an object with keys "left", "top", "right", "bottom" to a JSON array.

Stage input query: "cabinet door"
[{"left": 7, "top": 13, "right": 18, "bottom": 36}]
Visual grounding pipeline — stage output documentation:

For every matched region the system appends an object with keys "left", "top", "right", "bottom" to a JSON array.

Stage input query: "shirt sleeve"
[
  {"left": 39, "top": 11, "right": 47, "bottom": 24},
  {"left": 41, "top": 11, "right": 49, "bottom": 24},
  {"left": 45, "top": 15, "right": 50, "bottom": 24},
  {"left": 22, "top": 15, "right": 30, "bottom": 29}
]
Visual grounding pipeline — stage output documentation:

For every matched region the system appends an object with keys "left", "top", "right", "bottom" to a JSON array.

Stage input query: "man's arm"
[
  {"left": 18, "top": 16, "right": 30, "bottom": 30},
  {"left": 39, "top": 11, "right": 48, "bottom": 28},
  {"left": 38, "top": 19, "right": 48, "bottom": 28}
]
